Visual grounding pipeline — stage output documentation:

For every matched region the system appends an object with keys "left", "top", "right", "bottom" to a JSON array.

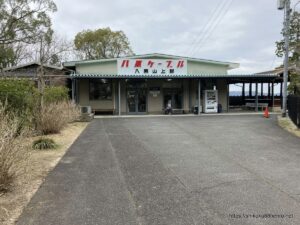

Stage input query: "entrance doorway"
[
  {"left": 127, "top": 80, "right": 147, "bottom": 114},
  {"left": 163, "top": 88, "right": 183, "bottom": 110}
]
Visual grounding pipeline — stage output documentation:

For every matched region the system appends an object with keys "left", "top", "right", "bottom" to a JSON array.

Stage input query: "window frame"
[{"left": 89, "top": 79, "right": 113, "bottom": 101}]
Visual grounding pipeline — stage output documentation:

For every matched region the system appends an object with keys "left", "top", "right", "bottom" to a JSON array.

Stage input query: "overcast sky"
[{"left": 52, "top": 0, "right": 299, "bottom": 75}]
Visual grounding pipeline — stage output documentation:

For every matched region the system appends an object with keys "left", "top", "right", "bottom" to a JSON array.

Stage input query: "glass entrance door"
[
  {"left": 163, "top": 88, "right": 183, "bottom": 109},
  {"left": 127, "top": 80, "right": 147, "bottom": 114}
]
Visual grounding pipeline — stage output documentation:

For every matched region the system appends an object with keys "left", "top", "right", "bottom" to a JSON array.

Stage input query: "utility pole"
[{"left": 278, "top": 0, "right": 291, "bottom": 117}]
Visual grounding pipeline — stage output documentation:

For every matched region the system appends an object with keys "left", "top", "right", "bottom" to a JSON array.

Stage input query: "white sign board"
[{"left": 117, "top": 59, "right": 187, "bottom": 76}]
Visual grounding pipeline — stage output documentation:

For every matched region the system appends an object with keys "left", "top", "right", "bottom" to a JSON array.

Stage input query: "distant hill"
[
  {"left": 229, "top": 91, "right": 280, "bottom": 96},
  {"left": 230, "top": 91, "right": 242, "bottom": 96}
]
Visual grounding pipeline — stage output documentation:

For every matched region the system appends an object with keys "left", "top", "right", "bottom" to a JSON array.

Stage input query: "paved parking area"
[{"left": 17, "top": 115, "right": 300, "bottom": 225}]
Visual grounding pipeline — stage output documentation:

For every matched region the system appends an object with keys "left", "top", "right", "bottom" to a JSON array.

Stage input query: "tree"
[
  {"left": 0, "top": 0, "right": 57, "bottom": 73},
  {"left": 74, "top": 27, "right": 134, "bottom": 60},
  {"left": 0, "top": 42, "right": 31, "bottom": 69},
  {"left": 32, "top": 29, "right": 74, "bottom": 106},
  {"left": 33, "top": 30, "right": 74, "bottom": 66},
  {"left": 0, "top": 44, "right": 15, "bottom": 68},
  {"left": 0, "top": 0, "right": 57, "bottom": 45},
  {"left": 276, "top": 10, "right": 300, "bottom": 95}
]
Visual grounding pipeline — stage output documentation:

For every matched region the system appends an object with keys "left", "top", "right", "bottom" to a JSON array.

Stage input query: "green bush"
[
  {"left": 44, "top": 86, "right": 69, "bottom": 103},
  {"left": 0, "top": 79, "right": 38, "bottom": 116},
  {"left": 0, "top": 79, "right": 72, "bottom": 133},
  {"left": 32, "top": 138, "right": 57, "bottom": 150}
]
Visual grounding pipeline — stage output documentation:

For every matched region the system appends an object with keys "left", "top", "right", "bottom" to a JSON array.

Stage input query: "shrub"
[
  {"left": 0, "top": 104, "right": 29, "bottom": 193},
  {"left": 34, "top": 101, "right": 80, "bottom": 135},
  {"left": 0, "top": 79, "right": 38, "bottom": 116},
  {"left": 44, "top": 86, "right": 69, "bottom": 103},
  {"left": 0, "top": 79, "right": 38, "bottom": 132},
  {"left": 32, "top": 138, "right": 57, "bottom": 150}
]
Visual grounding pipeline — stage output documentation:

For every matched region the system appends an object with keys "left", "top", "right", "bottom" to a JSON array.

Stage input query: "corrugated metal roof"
[
  {"left": 70, "top": 73, "right": 278, "bottom": 79},
  {"left": 256, "top": 66, "right": 298, "bottom": 75},
  {"left": 4, "top": 61, "right": 64, "bottom": 71}
]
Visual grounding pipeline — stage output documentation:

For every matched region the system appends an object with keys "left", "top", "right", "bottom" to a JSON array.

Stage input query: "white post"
[
  {"left": 282, "top": 0, "right": 291, "bottom": 117},
  {"left": 71, "top": 78, "right": 75, "bottom": 103},
  {"left": 272, "top": 81, "right": 275, "bottom": 112},
  {"left": 227, "top": 83, "right": 230, "bottom": 112},
  {"left": 118, "top": 79, "right": 121, "bottom": 116},
  {"left": 255, "top": 82, "right": 258, "bottom": 112},
  {"left": 198, "top": 79, "right": 201, "bottom": 115}
]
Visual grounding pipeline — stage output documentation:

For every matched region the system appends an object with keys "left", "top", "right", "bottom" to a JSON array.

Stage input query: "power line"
[
  {"left": 190, "top": 0, "right": 234, "bottom": 57},
  {"left": 186, "top": 0, "right": 227, "bottom": 56},
  {"left": 187, "top": 0, "right": 227, "bottom": 56},
  {"left": 191, "top": 0, "right": 234, "bottom": 56},
  {"left": 189, "top": 0, "right": 231, "bottom": 56}
]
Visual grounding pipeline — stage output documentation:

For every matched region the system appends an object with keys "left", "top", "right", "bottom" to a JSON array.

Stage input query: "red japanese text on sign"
[{"left": 118, "top": 59, "right": 187, "bottom": 76}]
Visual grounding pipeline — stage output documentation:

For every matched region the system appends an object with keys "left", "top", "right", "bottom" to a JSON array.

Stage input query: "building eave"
[
  {"left": 69, "top": 73, "right": 277, "bottom": 79},
  {"left": 63, "top": 53, "right": 239, "bottom": 70}
]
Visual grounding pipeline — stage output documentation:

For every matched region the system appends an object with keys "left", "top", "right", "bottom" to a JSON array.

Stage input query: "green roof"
[{"left": 70, "top": 73, "right": 278, "bottom": 79}]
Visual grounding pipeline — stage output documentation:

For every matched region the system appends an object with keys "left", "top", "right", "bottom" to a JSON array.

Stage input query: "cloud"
[{"left": 51, "top": 0, "right": 286, "bottom": 73}]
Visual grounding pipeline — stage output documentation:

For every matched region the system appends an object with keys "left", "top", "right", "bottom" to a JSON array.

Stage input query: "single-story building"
[
  {"left": 2, "top": 61, "right": 70, "bottom": 87},
  {"left": 63, "top": 53, "right": 282, "bottom": 115}
]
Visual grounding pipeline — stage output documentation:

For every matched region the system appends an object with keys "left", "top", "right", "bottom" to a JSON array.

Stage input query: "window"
[{"left": 89, "top": 79, "right": 112, "bottom": 100}]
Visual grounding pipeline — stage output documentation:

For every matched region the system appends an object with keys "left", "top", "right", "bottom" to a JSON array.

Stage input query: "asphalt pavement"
[{"left": 17, "top": 115, "right": 300, "bottom": 225}]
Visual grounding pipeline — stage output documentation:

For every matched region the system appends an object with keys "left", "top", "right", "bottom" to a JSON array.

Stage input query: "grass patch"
[
  {"left": 32, "top": 138, "right": 57, "bottom": 150},
  {"left": 34, "top": 101, "right": 80, "bottom": 135},
  {"left": 0, "top": 122, "right": 88, "bottom": 225},
  {"left": 278, "top": 115, "right": 300, "bottom": 138}
]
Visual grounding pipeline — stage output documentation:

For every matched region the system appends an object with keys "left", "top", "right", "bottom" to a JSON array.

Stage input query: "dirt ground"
[{"left": 0, "top": 122, "right": 88, "bottom": 225}]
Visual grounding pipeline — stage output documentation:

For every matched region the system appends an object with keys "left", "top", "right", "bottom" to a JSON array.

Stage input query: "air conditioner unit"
[
  {"left": 277, "top": 0, "right": 285, "bottom": 10},
  {"left": 80, "top": 106, "right": 92, "bottom": 114}
]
